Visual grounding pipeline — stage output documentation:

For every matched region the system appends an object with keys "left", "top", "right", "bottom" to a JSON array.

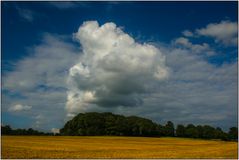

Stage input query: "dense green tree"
[
  {"left": 60, "top": 112, "right": 236, "bottom": 141},
  {"left": 202, "top": 125, "right": 216, "bottom": 139},
  {"left": 1, "top": 125, "right": 51, "bottom": 135},
  {"left": 164, "top": 121, "right": 175, "bottom": 137},
  {"left": 176, "top": 124, "right": 185, "bottom": 137},
  {"left": 228, "top": 127, "right": 238, "bottom": 141},
  {"left": 28, "top": 128, "right": 34, "bottom": 135},
  {"left": 60, "top": 112, "right": 159, "bottom": 137},
  {"left": 157, "top": 124, "right": 166, "bottom": 136},
  {"left": 214, "top": 127, "right": 224, "bottom": 139},
  {"left": 185, "top": 124, "right": 199, "bottom": 138},
  {"left": 196, "top": 125, "right": 204, "bottom": 138},
  {"left": 1, "top": 125, "right": 12, "bottom": 135}
]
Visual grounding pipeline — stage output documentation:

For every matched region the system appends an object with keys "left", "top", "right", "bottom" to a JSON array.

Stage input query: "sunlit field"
[{"left": 2, "top": 136, "right": 238, "bottom": 159}]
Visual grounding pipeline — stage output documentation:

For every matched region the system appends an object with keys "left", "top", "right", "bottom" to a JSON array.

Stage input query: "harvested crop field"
[{"left": 1, "top": 136, "right": 238, "bottom": 159}]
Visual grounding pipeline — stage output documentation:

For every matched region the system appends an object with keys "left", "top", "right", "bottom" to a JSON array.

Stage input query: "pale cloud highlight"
[{"left": 174, "top": 37, "right": 214, "bottom": 56}]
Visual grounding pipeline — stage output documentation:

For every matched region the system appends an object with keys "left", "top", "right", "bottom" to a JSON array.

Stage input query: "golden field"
[{"left": 1, "top": 136, "right": 238, "bottom": 159}]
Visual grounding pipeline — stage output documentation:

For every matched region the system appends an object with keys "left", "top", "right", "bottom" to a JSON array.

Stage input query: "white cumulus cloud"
[
  {"left": 66, "top": 21, "right": 169, "bottom": 115},
  {"left": 196, "top": 20, "right": 237, "bottom": 46}
]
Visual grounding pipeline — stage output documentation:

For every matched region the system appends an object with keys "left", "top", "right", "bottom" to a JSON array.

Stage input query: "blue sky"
[
  {"left": 1, "top": 2, "right": 238, "bottom": 132},
  {"left": 2, "top": 2, "right": 237, "bottom": 62}
]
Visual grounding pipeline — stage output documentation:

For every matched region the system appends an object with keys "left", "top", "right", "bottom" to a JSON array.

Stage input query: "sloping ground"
[{"left": 2, "top": 136, "right": 238, "bottom": 158}]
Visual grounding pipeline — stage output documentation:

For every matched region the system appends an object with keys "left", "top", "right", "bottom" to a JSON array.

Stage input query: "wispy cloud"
[
  {"left": 9, "top": 104, "right": 32, "bottom": 112},
  {"left": 182, "top": 30, "right": 194, "bottom": 37},
  {"left": 16, "top": 6, "right": 34, "bottom": 22}
]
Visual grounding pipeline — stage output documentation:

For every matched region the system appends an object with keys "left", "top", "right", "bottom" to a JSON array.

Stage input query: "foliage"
[
  {"left": 176, "top": 124, "right": 185, "bottom": 137},
  {"left": 228, "top": 127, "right": 238, "bottom": 141},
  {"left": 164, "top": 121, "right": 175, "bottom": 137},
  {"left": 60, "top": 112, "right": 159, "bottom": 137},
  {"left": 60, "top": 112, "right": 237, "bottom": 141},
  {"left": 175, "top": 124, "right": 236, "bottom": 141}
]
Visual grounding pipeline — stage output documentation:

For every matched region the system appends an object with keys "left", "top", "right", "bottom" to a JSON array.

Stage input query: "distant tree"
[
  {"left": 196, "top": 125, "right": 204, "bottom": 138},
  {"left": 1, "top": 125, "right": 12, "bottom": 135},
  {"left": 228, "top": 127, "right": 238, "bottom": 141},
  {"left": 176, "top": 124, "right": 185, "bottom": 137},
  {"left": 1, "top": 125, "right": 51, "bottom": 136},
  {"left": 137, "top": 118, "right": 158, "bottom": 136},
  {"left": 28, "top": 128, "right": 34, "bottom": 135},
  {"left": 202, "top": 125, "right": 216, "bottom": 139},
  {"left": 156, "top": 124, "right": 166, "bottom": 136},
  {"left": 164, "top": 121, "right": 175, "bottom": 137},
  {"left": 185, "top": 124, "right": 199, "bottom": 138},
  {"left": 213, "top": 127, "right": 224, "bottom": 140},
  {"left": 220, "top": 132, "right": 229, "bottom": 141}
]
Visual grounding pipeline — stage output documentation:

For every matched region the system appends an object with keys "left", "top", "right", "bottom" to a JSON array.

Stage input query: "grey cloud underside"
[
  {"left": 2, "top": 21, "right": 237, "bottom": 131},
  {"left": 173, "top": 37, "right": 215, "bottom": 56},
  {"left": 72, "top": 43, "right": 233, "bottom": 128},
  {"left": 82, "top": 47, "right": 237, "bottom": 128}
]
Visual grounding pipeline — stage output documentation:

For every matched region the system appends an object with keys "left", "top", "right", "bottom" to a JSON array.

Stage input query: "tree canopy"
[
  {"left": 60, "top": 112, "right": 238, "bottom": 141},
  {"left": 2, "top": 112, "right": 237, "bottom": 141}
]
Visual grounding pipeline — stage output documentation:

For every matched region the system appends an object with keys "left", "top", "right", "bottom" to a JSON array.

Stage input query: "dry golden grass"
[{"left": 1, "top": 136, "right": 238, "bottom": 159}]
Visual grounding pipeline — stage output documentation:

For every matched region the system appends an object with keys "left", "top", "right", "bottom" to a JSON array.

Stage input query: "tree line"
[
  {"left": 1, "top": 125, "right": 54, "bottom": 136},
  {"left": 60, "top": 112, "right": 238, "bottom": 141},
  {"left": 2, "top": 112, "right": 237, "bottom": 141}
]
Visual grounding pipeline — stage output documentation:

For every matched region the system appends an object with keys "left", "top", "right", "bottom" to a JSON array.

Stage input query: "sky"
[{"left": 1, "top": 1, "right": 238, "bottom": 132}]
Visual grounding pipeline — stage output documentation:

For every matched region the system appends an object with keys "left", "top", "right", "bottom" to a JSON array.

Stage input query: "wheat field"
[{"left": 1, "top": 136, "right": 238, "bottom": 159}]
